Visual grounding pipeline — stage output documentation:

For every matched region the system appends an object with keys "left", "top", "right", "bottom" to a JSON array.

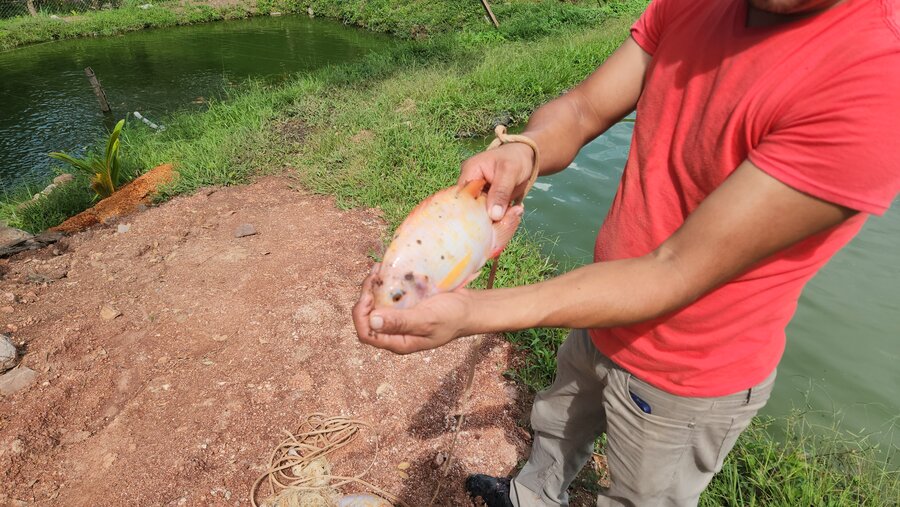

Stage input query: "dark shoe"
[{"left": 465, "top": 474, "right": 514, "bottom": 507}]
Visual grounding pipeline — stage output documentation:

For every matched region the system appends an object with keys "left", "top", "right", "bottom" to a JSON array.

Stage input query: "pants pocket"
[{"left": 603, "top": 369, "right": 697, "bottom": 497}]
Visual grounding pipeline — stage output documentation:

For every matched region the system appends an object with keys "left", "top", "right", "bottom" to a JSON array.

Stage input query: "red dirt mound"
[{"left": 50, "top": 164, "right": 176, "bottom": 234}]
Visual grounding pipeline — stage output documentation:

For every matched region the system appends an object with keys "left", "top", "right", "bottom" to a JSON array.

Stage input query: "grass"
[
  {"left": 1, "top": 0, "right": 897, "bottom": 503},
  {"left": 703, "top": 411, "right": 899, "bottom": 506},
  {"left": 0, "top": 0, "right": 257, "bottom": 51}
]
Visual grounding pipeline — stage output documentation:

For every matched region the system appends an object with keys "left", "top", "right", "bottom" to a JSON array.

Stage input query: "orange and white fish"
[{"left": 373, "top": 179, "right": 523, "bottom": 309}]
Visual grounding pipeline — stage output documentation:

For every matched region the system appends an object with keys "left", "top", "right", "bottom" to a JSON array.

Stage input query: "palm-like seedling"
[{"left": 49, "top": 119, "right": 125, "bottom": 199}]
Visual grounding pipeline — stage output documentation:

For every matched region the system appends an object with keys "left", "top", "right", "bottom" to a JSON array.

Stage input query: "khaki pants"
[{"left": 511, "top": 329, "right": 776, "bottom": 507}]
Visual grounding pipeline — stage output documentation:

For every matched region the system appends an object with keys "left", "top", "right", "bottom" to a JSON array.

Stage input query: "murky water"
[
  {"left": 466, "top": 119, "right": 899, "bottom": 460},
  {"left": 0, "top": 15, "right": 389, "bottom": 191}
]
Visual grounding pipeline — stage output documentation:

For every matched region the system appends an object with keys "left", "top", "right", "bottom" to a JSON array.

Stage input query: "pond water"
[
  {"left": 468, "top": 120, "right": 899, "bottom": 461},
  {"left": 0, "top": 15, "right": 390, "bottom": 191}
]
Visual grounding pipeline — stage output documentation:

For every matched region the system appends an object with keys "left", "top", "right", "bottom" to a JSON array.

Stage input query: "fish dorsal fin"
[
  {"left": 460, "top": 179, "right": 487, "bottom": 198},
  {"left": 489, "top": 204, "right": 524, "bottom": 258}
]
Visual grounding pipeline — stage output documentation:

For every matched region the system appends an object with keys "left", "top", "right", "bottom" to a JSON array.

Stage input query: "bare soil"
[{"left": 0, "top": 176, "right": 529, "bottom": 506}]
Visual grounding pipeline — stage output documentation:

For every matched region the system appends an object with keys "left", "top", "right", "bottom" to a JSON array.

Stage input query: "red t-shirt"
[{"left": 591, "top": 0, "right": 900, "bottom": 396}]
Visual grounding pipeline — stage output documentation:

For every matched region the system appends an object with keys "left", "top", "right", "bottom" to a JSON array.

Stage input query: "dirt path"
[{"left": 0, "top": 177, "right": 528, "bottom": 506}]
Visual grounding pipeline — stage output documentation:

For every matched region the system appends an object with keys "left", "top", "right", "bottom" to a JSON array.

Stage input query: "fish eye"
[{"left": 390, "top": 289, "right": 405, "bottom": 302}]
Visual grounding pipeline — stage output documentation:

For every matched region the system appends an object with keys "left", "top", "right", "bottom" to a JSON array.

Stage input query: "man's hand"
[
  {"left": 352, "top": 265, "right": 473, "bottom": 354},
  {"left": 460, "top": 143, "right": 536, "bottom": 221}
]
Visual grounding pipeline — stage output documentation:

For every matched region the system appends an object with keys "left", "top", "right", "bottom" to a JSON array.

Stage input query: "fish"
[{"left": 373, "top": 179, "right": 523, "bottom": 310}]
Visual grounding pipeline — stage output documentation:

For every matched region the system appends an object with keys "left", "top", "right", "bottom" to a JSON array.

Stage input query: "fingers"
[
  {"left": 369, "top": 307, "right": 433, "bottom": 337},
  {"left": 486, "top": 166, "right": 518, "bottom": 221},
  {"left": 351, "top": 264, "right": 379, "bottom": 341},
  {"left": 459, "top": 144, "right": 535, "bottom": 222}
]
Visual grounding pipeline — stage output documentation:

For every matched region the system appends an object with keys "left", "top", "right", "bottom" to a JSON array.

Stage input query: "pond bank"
[{"left": 1, "top": 1, "right": 897, "bottom": 503}]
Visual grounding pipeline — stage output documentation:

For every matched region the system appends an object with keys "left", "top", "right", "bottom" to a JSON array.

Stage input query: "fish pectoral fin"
[
  {"left": 489, "top": 204, "right": 524, "bottom": 258},
  {"left": 459, "top": 179, "right": 487, "bottom": 198}
]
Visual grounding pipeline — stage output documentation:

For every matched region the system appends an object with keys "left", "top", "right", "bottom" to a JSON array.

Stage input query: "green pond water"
[
  {"left": 0, "top": 15, "right": 390, "bottom": 191},
  {"left": 465, "top": 120, "right": 898, "bottom": 462}
]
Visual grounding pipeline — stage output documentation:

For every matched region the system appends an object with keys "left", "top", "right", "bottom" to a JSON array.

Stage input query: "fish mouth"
[{"left": 389, "top": 288, "right": 406, "bottom": 303}]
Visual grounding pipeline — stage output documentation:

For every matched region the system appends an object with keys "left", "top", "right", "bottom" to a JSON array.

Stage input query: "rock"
[
  {"left": 2, "top": 293, "right": 15, "bottom": 303},
  {"left": 0, "top": 225, "right": 31, "bottom": 249},
  {"left": 10, "top": 438, "right": 25, "bottom": 454},
  {"left": 39, "top": 183, "right": 58, "bottom": 196},
  {"left": 375, "top": 383, "right": 392, "bottom": 397},
  {"left": 270, "top": 10, "right": 282, "bottom": 15},
  {"left": 233, "top": 224, "right": 257, "bottom": 238},
  {"left": 38, "top": 265, "right": 68, "bottom": 280},
  {"left": 0, "top": 306, "right": 12, "bottom": 314},
  {"left": 1, "top": 230, "right": 63, "bottom": 259},
  {"left": 307, "top": 6, "right": 314, "bottom": 17},
  {"left": 0, "top": 334, "right": 17, "bottom": 372},
  {"left": 117, "top": 224, "right": 131, "bottom": 234},
  {"left": 100, "top": 305, "right": 121, "bottom": 321},
  {"left": 53, "top": 173, "right": 74, "bottom": 185},
  {"left": 138, "top": 2, "right": 152, "bottom": 9},
  {"left": 0, "top": 366, "right": 37, "bottom": 396},
  {"left": 59, "top": 430, "right": 91, "bottom": 446}
]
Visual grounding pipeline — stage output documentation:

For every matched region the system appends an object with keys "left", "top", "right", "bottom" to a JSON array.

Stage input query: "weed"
[{"left": 49, "top": 119, "right": 125, "bottom": 198}]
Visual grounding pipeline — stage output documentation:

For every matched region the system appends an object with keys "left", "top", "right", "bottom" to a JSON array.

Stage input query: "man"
[{"left": 353, "top": 0, "right": 900, "bottom": 505}]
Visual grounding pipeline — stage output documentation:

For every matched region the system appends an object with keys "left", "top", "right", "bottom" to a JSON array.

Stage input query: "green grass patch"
[
  {"left": 0, "top": 174, "right": 95, "bottom": 233},
  {"left": 0, "top": 0, "right": 256, "bottom": 51},
  {"left": 703, "top": 412, "right": 899, "bottom": 505}
]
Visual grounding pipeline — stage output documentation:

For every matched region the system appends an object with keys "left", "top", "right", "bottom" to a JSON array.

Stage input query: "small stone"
[
  {"left": 211, "top": 334, "right": 228, "bottom": 342},
  {"left": 59, "top": 430, "right": 91, "bottom": 446},
  {"left": 100, "top": 305, "right": 121, "bottom": 321},
  {"left": 433, "top": 451, "right": 447, "bottom": 468},
  {"left": 0, "top": 366, "right": 37, "bottom": 396},
  {"left": 1, "top": 306, "right": 12, "bottom": 314},
  {"left": 117, "top": 224, "right": 131, "bottom": 234},
  {"left": 136, "top": 203, "right": 148, "bottom": 212},
  {"left": 6, "top": 324, "right": 17, "bottom": 332},
  {"left": 1, "top": 334, "right": 17, "bottom": 372},
  {"left": 397, "top": 461, "right": 410, "bottom": 470},
  {"left": 52, "top": 174, "right": 74, "bottom": 185},
  {"left": 307, "top": 6, "right": 314, "bottom": 17},
  {"left": 375, "top": 383, "right": 391, "bottom": 397},
  {"left": 10, "top": 438, "right": 25, "bottom": 454},
  {"left": 233, "top": 224, "right": 257, "bottom": 238},
  {"left": 397, "top": 471, "right": 409, "bottom": 479},
  {"left": 2, "top": 293, "right": 14, "bottom": 303}
]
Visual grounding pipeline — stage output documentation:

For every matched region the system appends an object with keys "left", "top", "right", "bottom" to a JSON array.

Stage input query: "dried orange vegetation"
[{"left": 51, "top": 164, "right": 176, "bottom": 234}]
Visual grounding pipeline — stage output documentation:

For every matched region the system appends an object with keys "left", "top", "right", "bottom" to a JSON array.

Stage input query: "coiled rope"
[{"left": 250, "top": 413, "right": 409, "bottom": 507}]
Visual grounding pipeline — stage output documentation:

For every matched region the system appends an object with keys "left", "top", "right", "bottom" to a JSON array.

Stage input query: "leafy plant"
[{"left": 48, "top": 119, "right": 125, "bottom": 199}]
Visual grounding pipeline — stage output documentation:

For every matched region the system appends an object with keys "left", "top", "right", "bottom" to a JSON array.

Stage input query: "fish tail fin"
[
  {"left": 489, "top": 204, "right": 524, "bottom": 258},
  {"left": 460, "top": 179, "right": 487, "bottom": 198}
]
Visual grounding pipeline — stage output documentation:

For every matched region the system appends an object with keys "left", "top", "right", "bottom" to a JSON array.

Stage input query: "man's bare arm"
[{"left": 469, "top": 162, "right": 857, "bottom": 332}]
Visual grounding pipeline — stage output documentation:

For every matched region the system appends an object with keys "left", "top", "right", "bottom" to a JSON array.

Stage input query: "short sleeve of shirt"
[
  {"left": 749, "top": 52, "right": 900, "bottom": 216},
  {"left": 630, "top": 0, "right": 669, "bottom": 55}
]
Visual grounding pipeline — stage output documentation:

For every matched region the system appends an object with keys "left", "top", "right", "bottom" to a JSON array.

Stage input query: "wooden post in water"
[
  {"left": 480, "top": 0, "right": 500, "bottom": 28},
  {"left": 26, "top": 0, "right": 37, "bottom": 16},
  {"left": 84, "top": 67, "right": 112, "bottom": 113}
]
